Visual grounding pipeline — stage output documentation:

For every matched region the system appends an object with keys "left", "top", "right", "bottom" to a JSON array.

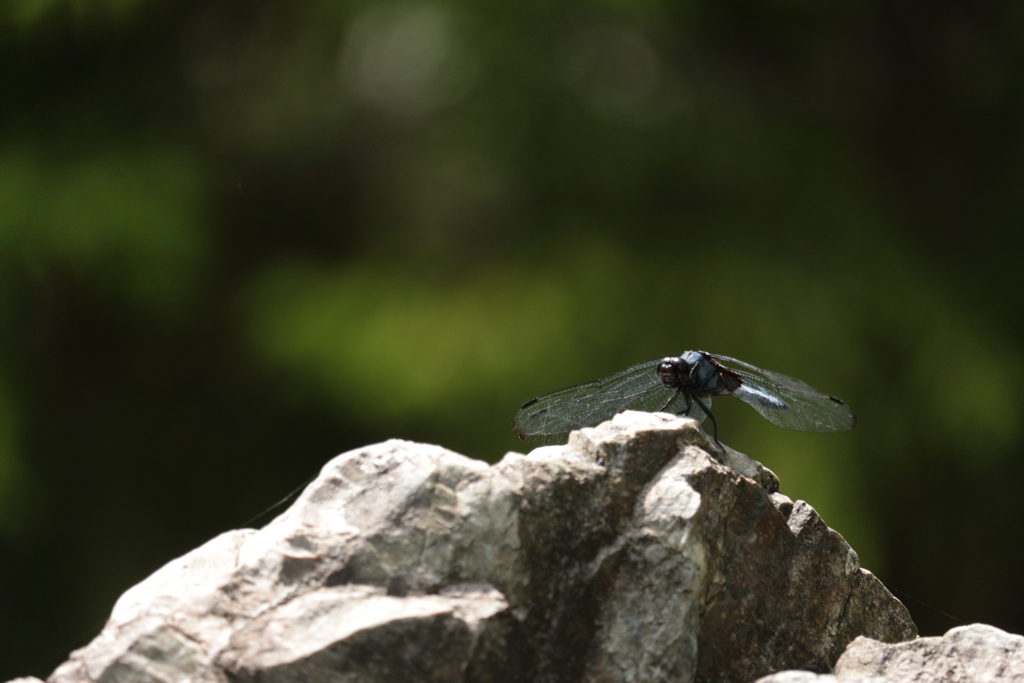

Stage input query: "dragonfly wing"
[
  {"left": 513, "top": 359, "right": 710, "bottom": 445},
  {"left": 707, "top": 353, "right": 857, "bottom": 432}
]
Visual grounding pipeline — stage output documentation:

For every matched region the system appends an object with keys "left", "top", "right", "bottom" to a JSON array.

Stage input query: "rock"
[
  {"left": 40, "top": 410, "right": 914, "bottom": 683},
  {"left": 837, "top": 622, "right": 1024, "bottom": 681},
  {"left": 758, "top": 623, "right": 1024, "bottom": 682},
  {"left": 755, "top": 674, "right": 843, "bottom": 683},
  {"left": 220, "top": 584, "right": 517, "bottom": 682}
]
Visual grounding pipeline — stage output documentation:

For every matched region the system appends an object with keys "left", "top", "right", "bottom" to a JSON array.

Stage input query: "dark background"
[{"left": 2, "top": 0, "right": 1023, "bottom": 678}]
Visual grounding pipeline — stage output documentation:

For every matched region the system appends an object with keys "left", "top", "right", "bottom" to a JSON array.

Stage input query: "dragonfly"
[{"left": 513, "top": 350, "right": 856, "bottom": 446}]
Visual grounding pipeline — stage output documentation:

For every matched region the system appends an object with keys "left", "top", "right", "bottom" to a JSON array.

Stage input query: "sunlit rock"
[
  {"left": 758, "top": 623, "right": 1024, "bottom": 682},
  {"left": 35, "top": 411, "right": 914, "bottom": 683}
]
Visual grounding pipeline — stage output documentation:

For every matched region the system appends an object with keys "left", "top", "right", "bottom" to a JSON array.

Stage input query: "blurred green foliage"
[
  {"left": 2, "top": 0, "right": 148, "bottom": 29},
  {"left": 0, "top": 144, "right": 206, "bottom": 307},
  {"left": 2, "top": 0, "right": 1024, "bottom": 678}
]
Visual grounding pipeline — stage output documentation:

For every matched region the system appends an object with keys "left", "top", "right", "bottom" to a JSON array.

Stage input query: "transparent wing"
[
  {"left": 706, "top": 352, "right": 857, "bottom": 432},
  {"left": 513, "top": 359, "right": 711, "bottom": 446}
]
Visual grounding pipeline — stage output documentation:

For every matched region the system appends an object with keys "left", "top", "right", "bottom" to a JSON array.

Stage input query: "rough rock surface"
[
  {"left": 757, "top": 623, "right": 1024, "bottom": 682},
  {"left": 32, "top": 411, "right": 914, "bottom": 683}
]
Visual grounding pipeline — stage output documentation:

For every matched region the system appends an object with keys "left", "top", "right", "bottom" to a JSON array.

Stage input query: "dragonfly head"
[
  {"left": 658, "top": 351, "right": 716, "bottom": 392},
  {"left": 657, "top": 356, "right": 692, "bottom": 390}
]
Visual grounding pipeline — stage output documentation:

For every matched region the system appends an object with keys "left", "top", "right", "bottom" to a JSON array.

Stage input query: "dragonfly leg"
[
  {"left": 659, "top": 390, "right": 688, "bottom": 413},
  {"left": 661, "top": 392, "right": 722, "bottom": 449},
  {"left": 690, "top": 395, "right": 722, "bottom": 449}
]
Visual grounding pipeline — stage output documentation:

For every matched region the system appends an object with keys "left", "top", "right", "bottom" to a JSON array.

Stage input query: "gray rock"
[
  {"left": 756, "top": 671, "right": 884, "bottom": 683},
  {"left": 837, "top": 623, "right": 1024, "bottom": 681},
  {"left": 759, "top": 623, "right": 1024, "bottom": 682},
  {"left": 755, "top": 674, "right": 845, "bottom": 683},
  {"left": 41, "top": 410, "right": 914, "bottom": 683}
]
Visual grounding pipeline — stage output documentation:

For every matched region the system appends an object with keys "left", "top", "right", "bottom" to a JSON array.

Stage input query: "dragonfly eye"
[{"left": 656, "top": 357, "right": 690, "bottom": 389}]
